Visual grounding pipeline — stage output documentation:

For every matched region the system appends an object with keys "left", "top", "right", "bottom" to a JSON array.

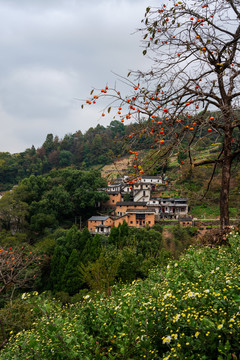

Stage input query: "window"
[
  {"left": 148, "top": 221, "right": 151, "bottom": 224},
  {"left": 112, "top": 200, "right": 115, "bottom": 203},
  {"left": 137, "top": 221, "right": 139, "bottom": 224},
  {"left": 130, "top": 221, "right": 133, "bottom": 224}
]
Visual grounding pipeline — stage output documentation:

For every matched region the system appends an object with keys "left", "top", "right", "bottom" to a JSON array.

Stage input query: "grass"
[{"left": 191, "top": 204, "right": 220, "bottom": 219}]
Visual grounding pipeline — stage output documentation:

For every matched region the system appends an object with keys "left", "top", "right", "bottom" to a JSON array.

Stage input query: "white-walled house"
[
  {"left": 141, "top": 175, "right": 163, "bottom": 184},
  {"left": 133, "top": 183, "right": 151, "bottom": 202}
]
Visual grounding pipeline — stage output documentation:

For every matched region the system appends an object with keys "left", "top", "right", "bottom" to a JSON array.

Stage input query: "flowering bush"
[{"left": 1, "top": 231, "right": 240, "bottom": 359}]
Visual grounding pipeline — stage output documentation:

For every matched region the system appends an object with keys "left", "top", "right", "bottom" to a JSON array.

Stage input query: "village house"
[
  {"left": 160, "top": 198, "right": 188, "bottom": 219},
  {"left": 178, "top": 215, "right": 194, "bottom": 227},
  {"left": 132, "top": 183, "right": 151, "bottom": 202},
  {"left": 104, "top": 192, "right": 122, "bottom": 207},
  {"left": 88, "top": 209, "right": 156, "bottom": 235},
  {"left": 106, "top": 183, "right": 121, "bottom": 193},
  {"left": 125, "top": 208, "right": 155, "bottom": 228},
  {"left": 88, "top": 174, "right": 190, "bottom": 234},
  {"left": 88, "top": 216, "right": 114, "bottom": 234},
  {"left": 141, "top": 175, "right": 163, "bottom": 184},
  {"left": 113, "top": 201, "right": 147, "bottom": 217},
  {"left": 146, "top": 197, "right": 188, "bottom": 219}
]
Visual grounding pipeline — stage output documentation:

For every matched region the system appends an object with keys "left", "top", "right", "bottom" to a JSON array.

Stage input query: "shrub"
[{"left": 1, "top": 231, "right": 240, "bottom": 359}]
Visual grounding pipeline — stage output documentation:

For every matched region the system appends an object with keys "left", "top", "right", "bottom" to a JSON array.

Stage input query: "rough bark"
[{"left": 220, "top": 123, "right": 233, "bottom": 231}]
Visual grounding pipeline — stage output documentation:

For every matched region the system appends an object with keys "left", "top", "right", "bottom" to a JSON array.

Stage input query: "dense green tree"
[
  {"left": 80, "top": 252, "right": 119, "bottom": 296},
  {"left": 108, "top": 120, "right": 125, "bottom": 138},
  {"left": 117, "top": 247, "right": 144, "bottom": 282},
  {"left": 50, "top": 247, "right": 67, "bottom": 292},
  {"left": 0, "top": 192, "right": 28, "bottom": 232},
  {"left": 0, "top": 169, "right": 108, "bottom": 235},
  {"left": 136, "top": 229, "right": 163, "bottom": 258},
  {"left": 59, "top": 150, "right": 73, "bottom": 167},
  {"left": 62, "top": 249, "right": 82, "bottom": 295},
  {"left": 42, "top": 134, "right": 54, "bottom": 156},
  {"left": 30, "top": 213, "right": 58, "bottom": 233}
]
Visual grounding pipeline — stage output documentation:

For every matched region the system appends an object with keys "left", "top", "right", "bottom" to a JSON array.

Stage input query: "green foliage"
[
  {"left": 50, "top": 250, "right": 67, "bottom": 292},
  {"left": 2, "top": 232, "right": 240, "bottom": 359},
  {"left": 34, "top": 236, "right": 56, "bottom": 256},
  {"left": 62, "top": 250, "right": 83, "bottom": 296},
  {"left": 79, "top": 252, "right": 119, "bottom": 296},
  {"left": 0, "top": 121, "right": 128, "bottom": 191},
  {"left": 59, "top": 150, "right": 73, "bottom": 167},
  {"left": 191, "top": 204, "right": 220, "bottom": 218},
  {"left": 0, "top": 169, "right": 108, "bottom": 236},
  {"left": 0, "top": 192, "right": 28, "bottom": 232},
  {"left": 30, "top": 213, "right": 58, "bottom": 233},
  {"left": 116, "top": 247, "right": 144, "bottom": 282},
  {"left": 152, "top": 223, "right": 163, "bottom": 233},
  {"left": 0, "top": 299, "right": 36, "bottom": 343},
  {"left": 0, "top": 231, "right": 29, "bottom": 248}
]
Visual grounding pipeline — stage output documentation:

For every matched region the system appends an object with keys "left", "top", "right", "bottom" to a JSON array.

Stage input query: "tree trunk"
[{"left": 220, "top": 126, "right": 232, "bottom": 232}]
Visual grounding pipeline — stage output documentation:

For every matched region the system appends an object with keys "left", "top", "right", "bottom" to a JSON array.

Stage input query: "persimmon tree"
[
  {"left": 83, "top": 0, "right": 240, "bottom": 232},
  {"left": 0, "top": 246, "right": 43, "bottom": 348},
  {"left": 0, "top": 246, "right": 42, "bottom": 302}
]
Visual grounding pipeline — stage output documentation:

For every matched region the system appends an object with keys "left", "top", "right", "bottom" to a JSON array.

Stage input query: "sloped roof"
[
  {"left": 116, "top": 201, "right": 147, "bottom": 206},
  {"left": 95, "top": 225, "right": 112, "bottom": 228},
  {"left": 88, "top": 216, "right": 110, "bottom": 221},
  {"left": 126, "top": 208, "right": 156, "bottom": 214},
  {"left": 178, "top": 215, "right": 193, "bottom": 221},
  {"left": 142, "top": 175, "right": 162, "bottom": 179}
]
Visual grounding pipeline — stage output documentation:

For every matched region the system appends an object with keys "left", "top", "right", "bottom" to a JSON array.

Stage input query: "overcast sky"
[{"left": 0, "top": 0, "right": 156, "bottom": 154}]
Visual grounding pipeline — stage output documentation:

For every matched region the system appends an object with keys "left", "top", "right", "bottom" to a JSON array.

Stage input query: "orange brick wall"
[
  {"left": 115, "top": 204, "right": 146, "bottom": 216},
  {"left": 88, "top": 213, "right": 155, "bottom": 233},
  {"left": 88, "top": 218, "right": 114, "bottom": 232},
  {"left": 113, "top": 215, "right": 129, "bottom": 227},
  {"left": 126, "top": 213, "right": 155, "bottom": 228},
  {"left": 104, "top": 193, "right": 122, "bottom": 207}
]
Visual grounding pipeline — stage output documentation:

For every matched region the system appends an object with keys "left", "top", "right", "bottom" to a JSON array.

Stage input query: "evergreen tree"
[{"left": 62, "top": 249, "right": 82, "bottom": 296}]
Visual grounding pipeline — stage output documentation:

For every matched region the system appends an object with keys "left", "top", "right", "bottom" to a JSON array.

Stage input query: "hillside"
[
  {"left": 0, "top": 116, "right": 239, "bottom": 228},
  {"left": 101, "top": 144, "right": 239, "bottom": 220},
  {"left": 0, "top": 120, "right": 147, "bottom": 191},
  {"left": 0, "top": 117, "right": 234, "bottom": 193}
]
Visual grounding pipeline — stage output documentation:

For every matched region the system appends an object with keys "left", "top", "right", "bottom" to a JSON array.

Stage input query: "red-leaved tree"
[
  {"left": 0, "top": 246, "right": 42, "bottom": 302},
  {"left": 0, "top": 246, "right": 43, "bottom": 347}
]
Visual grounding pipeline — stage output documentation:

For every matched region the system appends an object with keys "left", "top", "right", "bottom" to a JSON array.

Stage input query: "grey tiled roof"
[
  {"left": 126, "top": 209, "right": 156, "bottom": 213},
  {"left": 88, "top": 216, "right": 110, "bottom": 221},
  {"left": 95, "top": 225, "right": 111, "bottom": 228},
  {"left": 142, "top": 175, "right": 162, "bottom": 179},
  {"left": 116, "top": 201, "right": 147, "bottom": 206}
]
